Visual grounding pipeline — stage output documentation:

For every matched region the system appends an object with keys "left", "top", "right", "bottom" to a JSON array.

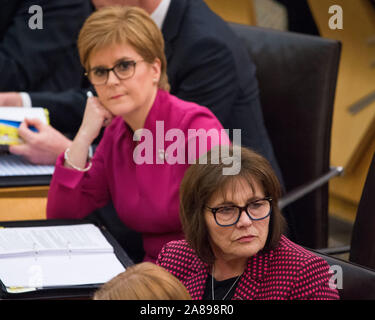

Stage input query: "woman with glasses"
[
  {"left": 47, "top": 6, "right": 228, "bottom": 263},
  {"left": 157, "top": 146, "right": 339, "bottom": 300}
]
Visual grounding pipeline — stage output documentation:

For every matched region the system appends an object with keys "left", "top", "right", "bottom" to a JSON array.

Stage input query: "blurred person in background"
[
  {"left": 0, "top": 0, "right": 90, "bottom": 92},
  {"left": 93, "top": 262, "right": 192, "bottom": 300}
]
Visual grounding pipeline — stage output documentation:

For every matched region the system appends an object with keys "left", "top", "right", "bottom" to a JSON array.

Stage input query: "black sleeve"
[{"left": 29, "top": 88, "right": 87, "bottom": 136}]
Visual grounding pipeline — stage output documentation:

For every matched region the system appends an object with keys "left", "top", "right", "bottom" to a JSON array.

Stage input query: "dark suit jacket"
[
  {"left": 0, "top": 1, "right": 20, "bottom": 35},
  {"left": 0, "top": 0, "right": 91, "bottom": 92},
  {"left": 164, "top": 0, "right": 281, "bottom": 178},
  {"left": 157, "top": 236, "right": 339, "bottom": 300},
  {"left": 29, "top": 0, "right": 281, "bottom": 179}
]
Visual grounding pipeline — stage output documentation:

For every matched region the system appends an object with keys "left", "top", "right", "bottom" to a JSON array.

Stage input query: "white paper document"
[
  {"left": 0, "top": 154, "right": 55, "bottom": 176},
  {"left": 0, "top": 224, "right": 126, "bottom": 289},
  {"left": 0, "top": 107, "right": 48, "bottom": 124}
]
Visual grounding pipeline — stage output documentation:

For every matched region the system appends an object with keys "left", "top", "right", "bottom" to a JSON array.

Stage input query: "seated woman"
[
  {"left": 47, "top": 6, "right": 228, "bottom": 262},
  {"left": 157, "top": 146, "right": 339, "bottom": 300},
  {"left": 93, "top": 262, "right": 191, "bottom": 300}
]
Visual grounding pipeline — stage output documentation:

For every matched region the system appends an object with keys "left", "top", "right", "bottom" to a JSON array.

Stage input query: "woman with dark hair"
[{"left": 157, "top": 146, "right": 339, "bottom": 300}]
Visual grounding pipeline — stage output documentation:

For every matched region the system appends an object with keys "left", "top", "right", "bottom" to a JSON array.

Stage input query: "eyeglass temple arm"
[{"left": 278, "top": 166, "right": 344, "bottom": 210}]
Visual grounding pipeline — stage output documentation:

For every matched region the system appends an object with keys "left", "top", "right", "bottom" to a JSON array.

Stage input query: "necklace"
[{"left": 211, "top": 265, "right": 241, "bottom": 300}]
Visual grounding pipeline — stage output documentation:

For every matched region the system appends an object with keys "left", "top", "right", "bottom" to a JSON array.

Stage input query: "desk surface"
[
  {"left": 0, "top": 186, "right": 48, "bottom": 221},
  {"left": 0, "top": 197, "right": 47, "bottom": 221},
  {"left": 0, "top": 185, "right": 49, "bottom": 198}
]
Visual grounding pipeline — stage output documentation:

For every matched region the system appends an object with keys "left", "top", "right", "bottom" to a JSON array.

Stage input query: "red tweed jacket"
[{"left": 156, "top": 235, "right": 339, "bottom": 300}]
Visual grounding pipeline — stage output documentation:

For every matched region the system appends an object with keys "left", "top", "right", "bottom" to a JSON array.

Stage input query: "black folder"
[
  {"left": 0, "top": 175, "right": 51, "bottom": 188},
  {"left": 0, "top": 219, "right": 134, "bottom": 300}
]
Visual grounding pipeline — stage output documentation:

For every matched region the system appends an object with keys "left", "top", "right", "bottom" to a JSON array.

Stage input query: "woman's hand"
[
  {"left": 64, "top": 95, "right": 113, "bottom": 171},
  {"left": 76, "top": 95, "right": 114, "bottom": 145}
]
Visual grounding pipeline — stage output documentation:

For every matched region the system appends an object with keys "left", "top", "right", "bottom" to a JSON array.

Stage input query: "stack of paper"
[
  {"left": 0, "top": 154, "right": 55, "bottom": 177},
  {"left": 0, "top": 224, "right": 126, "bottom": 291}
]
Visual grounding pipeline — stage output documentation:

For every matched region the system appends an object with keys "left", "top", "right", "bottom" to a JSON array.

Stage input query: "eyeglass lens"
[
  {"left": 88, "top": 60, "right": 136, "bottom": 85},
  {"left": 215, "top": 199, "right": 271, "bottom": 225}
]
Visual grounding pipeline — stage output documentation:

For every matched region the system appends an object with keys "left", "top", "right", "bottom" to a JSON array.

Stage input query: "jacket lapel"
[
  {"left": 232, "top": 249, "right": 272, "bottom": 300},
  {"left": 183, "top": 254, "right": 210, "bottom": 300}
]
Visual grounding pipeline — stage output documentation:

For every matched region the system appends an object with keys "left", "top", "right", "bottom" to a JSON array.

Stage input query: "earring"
[{"left": 153, "top": 78, "right": 158, "bottom": 84}]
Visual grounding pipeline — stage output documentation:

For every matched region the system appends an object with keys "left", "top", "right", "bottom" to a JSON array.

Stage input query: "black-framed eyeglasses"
[
  {"left": 206, "top": 197, "right": 272, "bottom": 227},
  {"left": 85, "top": 59, "right": 144, "bottom": 85}
]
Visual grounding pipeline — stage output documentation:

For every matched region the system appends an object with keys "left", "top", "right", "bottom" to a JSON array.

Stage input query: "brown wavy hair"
[{"left": 179, "top": 146, "right": 286, "bottom": 265}]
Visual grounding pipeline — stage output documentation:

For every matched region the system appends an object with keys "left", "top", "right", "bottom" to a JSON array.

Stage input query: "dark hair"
[{"left": 179, "top": 146, "right": 286, "bottom": 265}]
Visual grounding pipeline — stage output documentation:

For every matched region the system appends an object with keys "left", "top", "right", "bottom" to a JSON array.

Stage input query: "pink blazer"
[
  {"left": 157, "top": 235, "right": 340, "bottom": 300},
  {"left": 47, "top": 89, "right": 229, "bottom": 262}
]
